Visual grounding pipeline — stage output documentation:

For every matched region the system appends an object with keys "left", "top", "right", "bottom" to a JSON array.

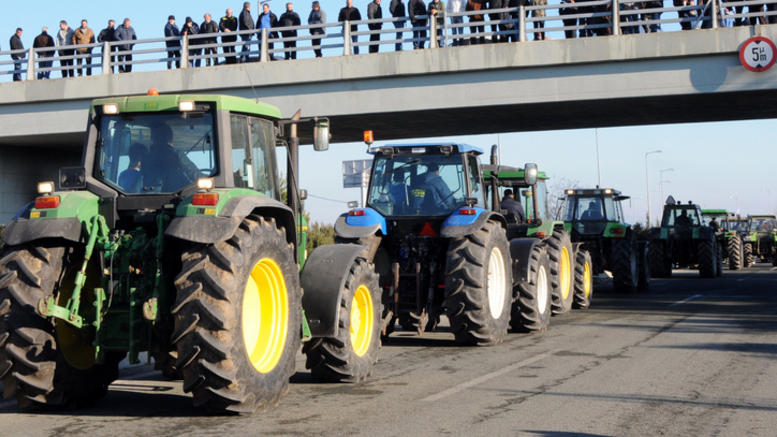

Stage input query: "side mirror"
[
  {"left": 59, "top": 167, "right": 86, "bottom": 190},
  {"left": 313, "top": 119, "right": 330, "bottom": 151},
  {"left": 299, "top": 189, "right": 308, "bottom": 201},
  {"left": 524, "top": 163, "right": 538, "bottom": 186}
]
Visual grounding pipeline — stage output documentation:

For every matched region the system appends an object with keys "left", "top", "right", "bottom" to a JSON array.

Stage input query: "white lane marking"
[
  {"left": 771, "top": 267, "right": 777, "bottom": 271},
  {"left": 420, "top": 350, "right": 556, "bottom": 402},
  {"left": 669, "top": 294, "right": 703, "bottom": 307}
]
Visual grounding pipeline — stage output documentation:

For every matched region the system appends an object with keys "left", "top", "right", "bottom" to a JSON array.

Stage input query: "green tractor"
[
  {"left": 701, "top": 209, "right": 743, "bottom": 270},
  {"left": 481, "top": 165, "right": 584, "bottom": 314},
  {"left": 743, "top": 215, "right": 777, "bottom": 266},
  {"left": 648, "top": 198, "right": 722, "bottom": 278},
  {"left": 560, "top": 188, "right": 649, "bottom": 293},
  {"left": 0, "top": 92, "right": 382, "bottom": 412}
]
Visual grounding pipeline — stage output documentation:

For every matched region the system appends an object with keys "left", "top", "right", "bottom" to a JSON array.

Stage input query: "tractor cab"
[
  {"left": 561, "top": 188, "right": 630, "bottom": 238},
  {"left": 660, "top": 199, "right": 704, "bottom": 234}
]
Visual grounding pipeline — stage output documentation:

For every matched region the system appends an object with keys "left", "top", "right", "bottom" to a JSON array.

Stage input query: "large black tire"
[
  {"left": 0, "top": 244, "right": 120, "bottom": 408},
  {"left": 303, "top": 257, "right": 381, "bottom": 382},
  {"left": 510, "top": 244, "right": 552, "bottom": 332},
  {"left": 697, "top": 238, "right": 717, "bottom": 278},
  {"left": 727, "top": 234, "right": 743, "bottom": 270},
  {"left": 444, "top": 221, "right": 512, "bottom": 346},
  {"left": 743, "top": 242, "right": 754, "bottom": 267},
  {"left": 715, "top": 242, "right": 723, "bottom": 277},
  {"left": 649, "top": 240, "right": 672, "bottom": 278},
  {"left": 611, "top": 239, "right": 638, "bottom": 293},
  {"left": 572, "top": 249, "right": 593, "bottom": 309},
  {"left": 546, "top": 229, "right": 574, "bottom": 315},
  {"left": 637, "top": 242, "right": 650, "bottom": 291},
  {"left": 172, "top": 215, "right": 301, "bottom": 413}
]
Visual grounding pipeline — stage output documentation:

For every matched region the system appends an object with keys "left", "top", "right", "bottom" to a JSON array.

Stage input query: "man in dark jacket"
[
  {"left": 279, "top": 3, "right": 302, "bottom": 59},
  {"left": 408, "top": 0, "right": 427, "bottom": 49},
  {"left": 164, "top": 15, "right": 181, "bottom": 69},
  {"left": 465, "top": 0, "right": 485, "bottom": 44},
  {"left": 367, "top": 0, "right": 383, "bottom": 53},
  {"left": 308, "top": 1, "right": 327, "bottom": 57},
  {"left": 500, "top": 189, "right": 525, "bottom": 223},
  {"left": 390, "top": 0, "right": 406, "bottom": 51},
  {"left": 200, "top": 13, "right": 219, "bottom": 66},
  {"left": 33, "top": 27, "right": 55, "bottom": 79},
  {"left": 338, "top": 0, "right": 362, "bottom": 54},
  {"left": 239, "top": 2, "right": 255, "bottom": 62},
  {"left": 220, "top": 8, "right": 239, "bottom": 64},
  {"left": 257, "top": 3, "right": 279, "bottom": 60},
  {"left": 183, "top": 17, "right": 201, "bottom": 67},
  {"left": 10, "top": 28, "right": 25, "bottom": 81},
  {"left": 98, "top": 20, "right": 117, "bottom": 73},
  {"left": 114, "top": 18, "right": 137, "bottom": 72}
]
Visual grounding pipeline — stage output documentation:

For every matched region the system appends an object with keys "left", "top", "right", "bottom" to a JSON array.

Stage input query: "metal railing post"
[
  {"left": 612, "top": 0, "right": 621, "bottom": 36},
  {"left": 181, "top": 36, "right": 189, "bottom": 69},
  {"left": 102, "top": 41, "right": 111, "bottom": 74},
  {"left": 261, "top": 28, "right": 269, "bottom": 62},
  {"left": 26, "top": 48, "right": 35, "bottom": 81},
  {"left": 430, "top": 17, "right": 439, "bottom": 48},
  {"left": 344, "top": 21, "right": 352, "bottom": 55},
  {"left": 519, "top": 6, "right": 527, "bottom": 41},
  {"left": 711, "top": 0, "right": 719, "bottom": 28}
]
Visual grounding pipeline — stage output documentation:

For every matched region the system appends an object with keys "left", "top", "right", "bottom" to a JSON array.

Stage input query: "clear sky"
[{"left": 2, "top": 1, "right": 775, "bottom": 226}]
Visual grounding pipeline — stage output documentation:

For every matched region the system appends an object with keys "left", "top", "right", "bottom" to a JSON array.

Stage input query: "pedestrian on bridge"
[
  {"left": 98, "top": 20, "right": 118, "bottom": 73},
  {"left": 368, "top": 0, "right": 384, "bottom": 53},
  {"left": 220, "top": 9, "right": 239, "bottom": 64},
  {"left": 530, "top": 0, "right": 547, "bottom": 40},
  {"left": 488, "top": 0, "right": 506, "bottom": 43},
  {"left": 409, "top": 0, "right": 428, "bottom": 48},
  {"left": 200, "top": 14, "right": 219, "bottom": 66},
  {"left": 164, "top": 16, "right": 182, "bottom": 69},
  {"left": 338, "top": 0, "right": 362, "bottom": 54},
  {"left": 33, "top": 27, "right": 55, "bottom": 80},
  {"left": 279, "top": 3, "right": 302, "bottom": 59},
  {"left": 257, "top": 3, "right": 279, "bottom": 60},
  {"left": 390, "top": 0, "right": 407, "bottom": 50},
  {"left": 239, "top": 2, "right": 255, "bottom": 62},
  {"left": 560, "top": 0, "right": 579, "bottom": 39},
  {"left": 308, "top": 1, "right": 327, "bottom": 57},
  {"left": 447, "top": 0, "right": 465, "bottom": 46},
  {"left": 641, "top": 0, "right": 663, "bottom": 33},
  {"left": 73, "top": 20, "right": 95, "bottom": 76},
  {"left": 114, "top": 18, "right": 137, "bottom": 73},
  {"left": 9, "top": 28, "right": 25, "bottom": 82},
  {"left": 57, "top": 21, "right": 75, "bottom": 78},
  {"left": 428, "top": 0, "right": 445, "bottom": 46},
  {"left": 465, "top": 0, "right": 485, "bottom": 44},
  {"left": 183, "top": 17, "right": 201, "bottom": 67}
]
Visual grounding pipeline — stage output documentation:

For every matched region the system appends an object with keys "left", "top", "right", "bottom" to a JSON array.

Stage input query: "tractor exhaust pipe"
[{"left": 490, "top": 144, "right": 499, "bottom": 166}]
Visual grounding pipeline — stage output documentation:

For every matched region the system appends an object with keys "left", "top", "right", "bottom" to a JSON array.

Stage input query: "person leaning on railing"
[
  {"left": 465, "top": 0, "right": 486, "bottom": 45},
  {"left": 114, "top": 18, "right": 137, "bottom": 73},
  {"left": 200, "top": 13, "right": 219, "bottom": 66},
  {"left": 447, "top": 0, "right": 465, "bottom": 45},
  {"left": 183, "top": 17, "right": 201, "bottom": 67},
  {"left": 57, "top": 21, "right": 75, "bottom": 78},
  {"left": 309, "top": 1, "right": 327, "bottom": 57},
  {"left": 339, "top": 0, "right": 363, "bottom": 54},
  {"left": 33, "top": 27, "right": 56, "bottom": 80},
  {"left": 279, "top": 3, "right": 302, "bottom": 60},
  {"left": 428, "top": 0, "right": 445, "bottom": 46},
  {"left": 641, "top": 0, "right": 663, "bottom": 33},
  {"left": 98, "top": 20, "right": 118, "bottom": 73},
  {"left": 368, "top": 0, "right": 384, "bottom": 53}
]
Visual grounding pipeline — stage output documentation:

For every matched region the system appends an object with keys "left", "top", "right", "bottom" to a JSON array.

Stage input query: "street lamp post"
[
  {"left": 658, "top": 168, "right": 674, "bottom": 207},
  {"left": 644, "top": 150, "right": 662, "bottom": 227},
  {"left": 659, "top": 180, "right": 671, "bottom": 208}
]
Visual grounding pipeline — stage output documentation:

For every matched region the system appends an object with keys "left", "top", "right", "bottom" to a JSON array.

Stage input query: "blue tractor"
[{"left": 333, "top": 143, "right": 553, "bottom": 346}]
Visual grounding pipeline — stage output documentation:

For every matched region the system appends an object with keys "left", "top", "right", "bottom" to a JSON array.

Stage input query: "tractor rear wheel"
[
  {"left": 546, "top": 230, "right": 574, "bottom": 315},
  {"left": 172, "top": 215, "right": 301, "bottom": 413},
  {"left": 510, "top": 244, "right": 552, "bottom": 332},
  {"left": 611, "top": 239, "right": 638, "bottom": 293},
  {"left": 649, "top": 240, "right": 672, "bottom": 278},
  {"left": 697, "top": 238, "right": 717, "bottom": 278},
  {"left": 0, "top": 244, "right": 120, "bottom": 408},
  {"left": 637, "top": 242, "right": 650, "bottom": 291},
  {"left": 303, "top": 257, "right": 381, "bottom": 382},
  {"left": 572, "top": 249, "right": 593, "bottom": 309},
  {"left": 444, "top": 221, "right": 512, "bottom": 346},
  {"left": 743, "top": 242, "right": 754, "bottom": 267},
  {"left": 727, "top": 235, "right": 743, "bottom": 270}
]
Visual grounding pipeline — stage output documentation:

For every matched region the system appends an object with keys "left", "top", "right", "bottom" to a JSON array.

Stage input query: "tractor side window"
[
  {"left": 249, "top": 116, "right": 279, "bottom": 199},
  {"left": 466, "top": 156, "right": 485, "bottom": 208},
  {"left": 561, "top": 197, "right": 575, "bottom": 221},
  {"left": 662, "top": 208, "right": 675, "bottom": 227},
  {"left": 604, "top": 197, "right": 616, "bottom": 221},
  {"left": 536, "top": 181, "right": 549, "bottom": 220},
  {"left": 230, "top": 115, "right": 252, "bottom": 189},
  {"left": 616, "top": 201, "right": 625, "bottom": 223}
]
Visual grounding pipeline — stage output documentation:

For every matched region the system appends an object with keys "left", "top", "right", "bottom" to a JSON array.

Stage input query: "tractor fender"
[
  {"left": 300, "top": 243, "right": 367, "bottom": 338},
  {"left": 334, "top": 208, "right": 386, "bottom": 239},
  {"left": 440, "top": 210, "right": 506, "bottom": 239},
  {"left": 698, "top": 226, "right": 715, "bottom": 241},
  {"left": 166, "top": 195, "right": 296, "bottom": 245},
  {"left": 2, "top": 217, "right": 83, "bottom": 246},
  {"left": 509, "top": 237, "right": 542, "bottom": 285}
]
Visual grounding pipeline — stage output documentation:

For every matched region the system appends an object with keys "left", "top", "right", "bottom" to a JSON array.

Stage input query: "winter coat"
[
  {"left": 409, "top": 0, "right": 428, "bottom": 23},
  {"left": 57, "top": 27, "right": 75, "bottom": 52},
  {"left": 239, "top": 8, "right": 255, "bottom": 30},
  {"left": 199, "top": 20, "right": 219, "bottom": 44},
  {"left": 428, "top": 0, "right": 445, "bottom": 25},
  {"left": 338, "top": 6, "right": 362, "bottom": 31},
  {"left": 219, "top": 15, "right": 238, "bottom": 41},
  {"left": 164, "top": 22, "right": 181, "bottom": 47},
  {"left": 73, "top": 27, "right": 95, "bottom": 52},
  {"left": 114, "top": 25, "right": 137, "bottom": 50},
  {"left": 10, "top": 34, "right": 25, "bottom": 59},
  {"left": 465, "top": 0, "right": 486, "bottom": 21},
  {"left": 98, "top": 26, "right": 116, "bottom": 43},
  {"left": 183, "top": 22, "right": 200, "bottom": 45},
  {"left": 33, "top": 32, "right": 55, "bottom": 56},
  {"left": 308, "top": 9, "right": 327, "bottom": 35},
  {"left": 390, "top": 0, "right": 407, "bottom": 17},
  {"left": 368, "top": 1, "right": 383, "bottom": 29}
]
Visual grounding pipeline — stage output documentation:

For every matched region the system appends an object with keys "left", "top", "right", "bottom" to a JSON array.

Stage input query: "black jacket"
[
  {"left": 10, "top": 34, "right": 24, "bottom": 59},
  {"left": 390, "top": 0, "right": 407, "bottom": 17},
  {"left": 257, "top": 12, "right": 279, "bottom": 38},
  {"left": 239, "top": 9, "right": 255, "bottom": 30},
  {"left": 501, "top": 197, "right": 525, "bottom": 222},
  {"left": 98, "top": 26, "right": 116, "bottom": 43},
  {"left": 338, "top": 6, "right": 362, "bottom": 30},
  {"left": 367, "top": 1, "right": 383, "bottom": 29},
  {"left": 219, "top": 15, "right": 238, "bottom": 41},
  {"left": 408, "top": 0, "right": 427, "bottom": 23},
  {"left": 200, "top": 20, "right": 219, "bottom": 44},
  {"left": 279, "top": 11, "right": 301, "bottom": 28},
  {"left": 33, "top": 32, "right": 55, "bottom": 56}
]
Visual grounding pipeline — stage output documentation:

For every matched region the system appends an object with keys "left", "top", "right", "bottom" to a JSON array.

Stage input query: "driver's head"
[
  {"left": 504, "top": 189, "right": 514, "bottom": 198},
  {"left": 128, "top": 143, "right": 147, "bottom": 165},
  {"left": 588, "top": 201, "right": 597, "bottom": 209},
  {"left": 151, "top": 124, "right": 174, "bottom": 148},
  {"left": 680, "top": 210, "right": 687, "bottom": 216}
]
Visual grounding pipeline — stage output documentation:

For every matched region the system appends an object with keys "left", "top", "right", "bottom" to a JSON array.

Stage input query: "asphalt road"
[{"left": 2, "top": 264, "right": 777, "bottom": 436}]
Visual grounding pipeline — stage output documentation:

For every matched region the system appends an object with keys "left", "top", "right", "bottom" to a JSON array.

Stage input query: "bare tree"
[{"left": 546, "top": 177, "right": 580, "bottom": 220}]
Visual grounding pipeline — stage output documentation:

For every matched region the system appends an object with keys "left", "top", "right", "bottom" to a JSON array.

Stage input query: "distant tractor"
[
  {"left": 743, "top": 215, "right": 777, "bottom": 266},
  {"left": 649, "top": 198, "right": 722, "bottom": 278},
  {"left": 560, "top": 188, "right": 649, "bottom": 293},
  {"left": 701, "top": 209, "right": 743, "bottom": 270},
  {"left": 334, "top": 143, "right": 554, "bottom": 344},
  {"left": 0, "top": 93, "right": 382, "bottom": 413},
  {"left": 481, "top": 164, "right": 583, "bottom": 313}
]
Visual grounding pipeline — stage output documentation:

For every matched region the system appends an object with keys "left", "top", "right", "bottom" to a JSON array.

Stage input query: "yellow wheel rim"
[
  {"left": 242, "top": 258, "right": 289, "bottom": 374},
  {"left": 560, "top": 246, "right": 571, "bottom": 300},
  {"left": 350, "top": 285, "right": 374, "bottom": 358},
  {"left": 56, "top": 262, "right": 98, "bottom": 370},
  {"left": 584, "top": 260, "right": 592, "bottom": 298}
]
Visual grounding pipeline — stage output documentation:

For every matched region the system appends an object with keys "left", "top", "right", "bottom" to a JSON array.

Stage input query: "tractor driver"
[
  {"left": 419, "top": 163, "right": 455, "bottom": 213},
  {"left": 675, "top": 209, "right": 691, "bottom": 229},
  {"left": 119, "top": 143, "right": 147, "bottom": 193},
  {"left": 501, "top": 189, "right": 525, "bottom": 223},
  {"left": 581, "top": 200, "right": 603, "bottom": 220},
  {"left": 142, "top": 123, "right": 202, "bottom": 192},
  {"left": 710, "top": 217, "right": 721, "bottom": 232}
]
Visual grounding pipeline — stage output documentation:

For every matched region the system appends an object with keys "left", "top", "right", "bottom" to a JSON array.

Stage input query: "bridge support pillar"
[
  {"left": 612, "top": 0, "right": 621, "bottom": 36},
  {"left": 261, "top": 28, "right": 269, "bottom": 62},
  {"left": 26, "top": 48, "right": 35, "bottom": 81}
]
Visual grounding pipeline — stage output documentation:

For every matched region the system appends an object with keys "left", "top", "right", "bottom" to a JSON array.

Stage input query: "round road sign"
[{"left": 739, "top": 36, "right": 777, "bottom": 72}]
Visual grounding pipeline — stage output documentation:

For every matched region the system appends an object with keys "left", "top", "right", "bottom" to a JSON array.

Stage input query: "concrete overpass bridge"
[{"left": 1, "top": 24, "right": 777, "bottom": 221}]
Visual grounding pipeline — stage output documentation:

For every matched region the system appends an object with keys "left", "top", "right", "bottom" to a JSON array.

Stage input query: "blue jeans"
[
  {"left": 241, "top": 34, "right": 253, "bottom": 62},
  {"left": 38, "top": 58, "right": 52, "bottom": 79},
  {"left": 12, "top": 58, "right": 23, "bottom": 81},
  {"left": 352, "top": 34, "right": 359, "bottom": 54},
  {"left": 394, "top": 20, "right": 405, "bottom": 51},
  {"left": 412, "top": 20, "right": 427, "bottom": 49},
  {"left": 450, "top": 16, "right": 464, "bottom": 45}
]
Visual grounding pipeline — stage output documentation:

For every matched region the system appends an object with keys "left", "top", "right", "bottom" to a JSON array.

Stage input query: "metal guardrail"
[{"left": 2, "top": 0, "right": 776, "bottom": 81}]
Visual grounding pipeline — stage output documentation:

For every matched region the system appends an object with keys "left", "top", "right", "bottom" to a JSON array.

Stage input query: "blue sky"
[{"left": 2, "top": 1, "right": 775, "bottom": 225}]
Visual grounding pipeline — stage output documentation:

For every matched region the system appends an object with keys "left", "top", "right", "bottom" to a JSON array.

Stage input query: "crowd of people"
[{"left": 5, "top": 0, "right": 777, "bottom": 81}]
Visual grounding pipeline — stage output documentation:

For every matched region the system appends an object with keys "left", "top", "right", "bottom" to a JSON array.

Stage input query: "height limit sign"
[{"left": 739, "top": 36, "right": 777, "bottom": 72}]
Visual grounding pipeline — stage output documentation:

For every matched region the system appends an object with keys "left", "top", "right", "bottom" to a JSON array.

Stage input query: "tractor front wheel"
[
  {"left": 743, "top": 242, "right": 754, "bottom": 267},
  {"left": 572, "top": 249, "right": 593, "bottom": 309},
  {"left": 511, "top": 244, "right": 552, "bottom": 332},
  {"left": 547, "top": 230, "right": 574, "bottom": 315},
  {"left": 611, "top": 239, "right": 638, "bottom": 293},
  {"left": 697, "top": 238, "right": 717, "bottom": 278},
  {"left": 728, "top": 235, "right": 743, "bottom": 270}
]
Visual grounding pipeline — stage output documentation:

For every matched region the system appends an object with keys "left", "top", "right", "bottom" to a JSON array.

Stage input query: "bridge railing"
[{"left": 2, "top": 0, "right": 777, "bottom": 82}]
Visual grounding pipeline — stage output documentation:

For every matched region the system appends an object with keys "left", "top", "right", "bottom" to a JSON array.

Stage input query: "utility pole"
[{"left": 595, "top": 128, "right": 602, "bottom": 187}]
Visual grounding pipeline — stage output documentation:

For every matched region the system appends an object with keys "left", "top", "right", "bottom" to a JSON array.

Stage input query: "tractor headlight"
[
  {"left": 178, "top": 101, "right": 195, "bottom": 112},
  {"left": 37, "top": 181, "right": 55, "bottom": 195},
  {"left": 102, "top": 103, "right": 119, "bottom": 115}
]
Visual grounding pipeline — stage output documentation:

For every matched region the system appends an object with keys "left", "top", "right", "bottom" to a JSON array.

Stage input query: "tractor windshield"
[
  {"left": 367, "top": 153, "right": 479, "bottom": 217},
  {"left": 730, "top": 220, "right": 749, "bottom": 232},
  {"left": 750, "top": 218, "right": 777, "bottom": 232},
  {"left": 661, "top": 206, "right": 701, "bottom": 228},
  {"left": 96, "top": 113, "right": 216, "bottom": 194}
]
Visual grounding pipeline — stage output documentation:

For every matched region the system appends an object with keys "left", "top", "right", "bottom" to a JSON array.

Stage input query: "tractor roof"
[
  {"left": 368, "top": 143, "right": 483, "bottom": 155},
  {"left": 701, "top": 209, "right": 729, "bottom": 215},
  {"left": 91, "top": 94, "right": 283, "bottom": 119},
  {"left": 563, "top": 188, "right": 628, "bottom": 201},
  {"left": 749, "top": 214, "right": 777, "bottom": 219},
  {"left": 480, "top": 165, "right": 549, "bottom": 181}
]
